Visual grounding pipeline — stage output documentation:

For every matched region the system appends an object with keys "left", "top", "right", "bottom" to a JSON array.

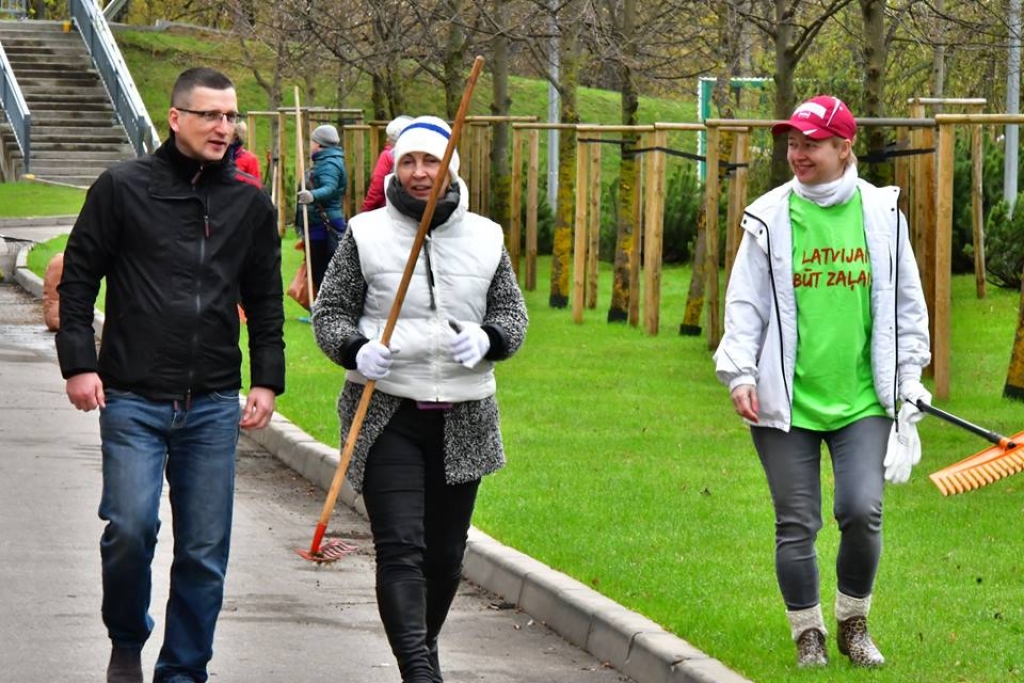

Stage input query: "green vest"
[{"left": 789, "top": 190, "right": 886, "bottom": 431}]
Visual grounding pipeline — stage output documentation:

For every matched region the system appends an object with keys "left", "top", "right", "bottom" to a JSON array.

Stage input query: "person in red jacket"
[
  {"left": 361, "top": 114, "right": 413, "bottom": 213},
  {"left": 230, "top": 120, "right": 261, "bottom": 182}
]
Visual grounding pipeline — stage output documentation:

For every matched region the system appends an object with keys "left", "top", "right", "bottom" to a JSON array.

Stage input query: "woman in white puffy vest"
[{"left": 312, "top": 115, "right": 528, "bottom": 683}]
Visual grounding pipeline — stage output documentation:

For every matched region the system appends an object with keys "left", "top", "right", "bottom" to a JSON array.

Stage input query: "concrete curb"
[{"left": 14, "top": 255, "right": 754, "bottom": 683}]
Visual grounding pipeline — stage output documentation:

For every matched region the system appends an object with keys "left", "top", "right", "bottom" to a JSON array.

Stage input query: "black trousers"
[
  {"left": 362, "top": 399, "right": 480, "bottom": 589},
  {"left": 308, "top": 238, "right": 334, "bottom": 293}
]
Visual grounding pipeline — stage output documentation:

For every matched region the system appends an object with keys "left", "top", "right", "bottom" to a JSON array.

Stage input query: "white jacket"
[
  {"left": 713, "top": 179, "right": 931, "bottom": 430},
  {"left": 349, "top": 177, "right": 505, "bottom": 402}
]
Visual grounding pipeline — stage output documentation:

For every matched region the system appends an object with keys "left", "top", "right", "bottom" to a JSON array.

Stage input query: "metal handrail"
[
  {"left": 69, "top": 0, "right": 160, "bottom": 156},
  {"left": 0, "top": 0, "right": 27, "bottom": 17},
  {"left": 0, "top": 41, "right": 31, "bottom": 174}
]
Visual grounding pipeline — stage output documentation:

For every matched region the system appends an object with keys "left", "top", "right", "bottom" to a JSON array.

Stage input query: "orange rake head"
[{"left": 929, "top": 431, "right": 1024, "bottom": 495}]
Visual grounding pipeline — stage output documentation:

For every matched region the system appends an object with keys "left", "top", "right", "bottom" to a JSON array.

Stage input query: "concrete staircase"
[{"left": 0, "top": 19, "right": 136, "bottom": 187}]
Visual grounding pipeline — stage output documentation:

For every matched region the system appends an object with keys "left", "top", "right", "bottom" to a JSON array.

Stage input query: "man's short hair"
[{"left": 171, "top": 67, "right": 234, "bottom": 107}]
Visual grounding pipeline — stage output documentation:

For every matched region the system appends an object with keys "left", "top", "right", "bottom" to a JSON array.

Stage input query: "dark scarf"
[{"left": 386, "top": 175, "right": 461, "bottom": 229}]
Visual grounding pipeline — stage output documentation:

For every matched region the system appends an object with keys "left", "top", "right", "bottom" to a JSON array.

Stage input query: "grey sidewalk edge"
[
  {"left": 13, "top": 254, "right": 755, "bottom": 683},
  {"left": 0, "top": 214, "right": 78, "bottom": 229}
]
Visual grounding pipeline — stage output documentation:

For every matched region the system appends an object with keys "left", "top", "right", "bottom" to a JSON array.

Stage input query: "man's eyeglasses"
[{"left": 175, "top": 107, "right": 241, "bottom": 125}]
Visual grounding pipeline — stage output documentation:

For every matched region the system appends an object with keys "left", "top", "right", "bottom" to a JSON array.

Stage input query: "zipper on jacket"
[
  {"left": 424, "top": 237, "right": 437, "bottom": 310},
  {"left": 749, "top": 211, "right": 793, "bottom": 413},
  {"left": 184, "top": 192, "right": 209, "bottom": 400},
  {"left": 892, "top": 196, "right": 902, "bottom": 422}
]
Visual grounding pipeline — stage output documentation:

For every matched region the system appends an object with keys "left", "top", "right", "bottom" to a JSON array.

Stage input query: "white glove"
[
  {"left": 297, "top": 189, "right": 314, "bottom": 205},
  {"left": 899, "top": 379, "right": 932, "bottom": 424},
  {"left": 883, "top": 403, "right": 922, "bottom": 484},
  {"left": 449, "top": 321, "right": 490, "bottom": 369},
  {"left": 356, "top": 340, "right": 398, "bottom": 380}
]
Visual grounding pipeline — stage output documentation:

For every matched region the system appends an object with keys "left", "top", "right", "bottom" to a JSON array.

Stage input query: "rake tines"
[
  {"left": 295, "top": 538, "right": 357, "bottom": 564},
  {"left": 928, "top": 434, "right": 1024, "bottom": 496},
  {"left": 916, "top": 400, "right": 1023, "bottom": 496}
]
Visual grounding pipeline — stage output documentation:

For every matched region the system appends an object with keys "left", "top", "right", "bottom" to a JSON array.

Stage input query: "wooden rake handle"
[
  {"left": 304, "top": 56, "right": 486, "bottom": 558},
  {"left": 916, "top": 399, "right": 1018, "bottom": 449},
  {"left": 293, "top": 87, "right": 316, "bottom": 303}
]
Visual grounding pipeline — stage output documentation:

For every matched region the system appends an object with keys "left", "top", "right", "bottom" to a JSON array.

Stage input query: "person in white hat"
[
  {"left": 361, "top": 114, "right": 413, "bottom": 212},
  {"left": 714, "top": 95, "right": 931, "bottom": 669},
  {"left": 311, "top": 114, "right": 527, "bottom": 682}
]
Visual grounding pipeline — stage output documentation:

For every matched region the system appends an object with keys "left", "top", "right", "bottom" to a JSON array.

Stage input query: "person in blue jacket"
[{"left": 297, "top": 123, "right": 348, "bottom": 293}]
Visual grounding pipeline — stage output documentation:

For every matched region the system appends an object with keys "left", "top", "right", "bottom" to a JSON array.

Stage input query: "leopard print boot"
[
  {"left": 787, "top": 604, "right": 828, "bottom": 668},
  {"left": 835, "top": 593, "right": 885, "bottom": 667}
]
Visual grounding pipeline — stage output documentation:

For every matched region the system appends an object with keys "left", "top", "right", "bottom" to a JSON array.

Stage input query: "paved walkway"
[{"left": 0, "top": 222, "right": 752, "bottom": 683}]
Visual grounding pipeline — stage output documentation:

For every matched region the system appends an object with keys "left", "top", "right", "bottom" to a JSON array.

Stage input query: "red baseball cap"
[{"left": 772, "top": 95, "right": 857, "bottom": 140}]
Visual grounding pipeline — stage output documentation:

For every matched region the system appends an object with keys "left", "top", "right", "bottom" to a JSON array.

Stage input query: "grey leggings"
[{"left": 750, "top": 416, "right": 891, "bottom": 610}]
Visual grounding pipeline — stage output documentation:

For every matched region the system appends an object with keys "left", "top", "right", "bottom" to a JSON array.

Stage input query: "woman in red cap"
[{"left": 713, "top": 95, "right": 931, "bottom": 668}]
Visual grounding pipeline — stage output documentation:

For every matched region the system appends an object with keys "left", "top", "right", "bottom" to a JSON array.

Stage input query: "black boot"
[
  {"left": 425, "top": 575, "right": 462, "bottom": 683},
  {"left": 377, "top": 580, "right": 436, "bottom": 683},
  {"left": 107, "top": 645, "right": 143, "bottom": 683}
]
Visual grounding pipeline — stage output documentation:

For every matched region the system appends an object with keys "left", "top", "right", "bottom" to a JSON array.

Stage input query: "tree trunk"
[
  {"left": 490, "top": 0, "right": 512, "bottom": 240},
  {"left": 932, "top": 0, "right": 946, "bottom": 103},
  {"left": 1006, "top": 278, "right": 1024, "bottom": 401},
  {"left": 770, "top": 2, "right": 797, "bottom": 187},
  {"left": 680, "top": 203, "right": 707, "bottom": 335},
  {"left": 371, "top": 74, "right": 388, "bottom": 123},
  {"left": 549, "top": 23, "right": 579, "bottom": 309},
  {"left": 608, "top": 0, "right": 637, "bottom": 323},
  {"left": 442, "top": 0, "right": 467, "bottom": 119},
  {"left": 385, "top": 68, "right": 405, "bottom": 120},
  {"left": 860, "top": 0, "right": 889, "bottom": 186}
]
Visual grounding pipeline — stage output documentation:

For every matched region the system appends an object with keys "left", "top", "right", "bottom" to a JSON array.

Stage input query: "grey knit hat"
[{"left": 311, "top": 124, "right": 340, "bottom": 147}]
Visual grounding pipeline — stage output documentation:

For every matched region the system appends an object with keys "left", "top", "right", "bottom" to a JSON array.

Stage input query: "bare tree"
[
  {"left": 549, "top": 1, "right": 585, "bottom": 309},
  {"left": 605, "top": 0, "right": 640, "bottom": 323},
  {"left": 859, "top": 0, "right": 889, "bottom": 185},
  {"left": 487, "top": 0, "right": 514, "bottom": 238},
  {"left": 736, "top": 0, "right": 856, "bottom": 185}
]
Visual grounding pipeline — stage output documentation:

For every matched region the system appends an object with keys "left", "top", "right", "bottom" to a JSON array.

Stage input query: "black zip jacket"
[{"left": 56, "top": 134, "right": 285, "bottom": 400}]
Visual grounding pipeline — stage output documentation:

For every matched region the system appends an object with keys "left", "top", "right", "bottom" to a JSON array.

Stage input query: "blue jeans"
[
  {"left": 98, "top": 389, "right": 241, "bottom": 683},
  {"left": 750, "top": 416, "right": 890, "bottom": 610}
]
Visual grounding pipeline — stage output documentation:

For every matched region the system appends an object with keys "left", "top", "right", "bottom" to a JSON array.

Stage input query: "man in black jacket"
[{"left": 56, "top": 67, "right": 285, "bottom": 683}]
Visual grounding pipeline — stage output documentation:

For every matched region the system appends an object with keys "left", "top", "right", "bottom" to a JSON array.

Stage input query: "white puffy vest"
[{"left": 349, "top": 181, "right": 505, "bottom": 402}]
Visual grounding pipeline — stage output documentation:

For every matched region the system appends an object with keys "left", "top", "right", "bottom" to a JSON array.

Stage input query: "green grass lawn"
[
  {"left": 9, "top": 41, "right": 1024, "bottom": 674},
  {"left": 21, "top": 227, "right": 1024, "bottom": 682},
  {"left": 0, "top": 181, "right": 85, "bottom": 217},
  {"left": 6, "top": 20, "right": 1022, "bottom": 681},
  {"left": 278, "top": 243, "right": 1024, "bottom": 683}
]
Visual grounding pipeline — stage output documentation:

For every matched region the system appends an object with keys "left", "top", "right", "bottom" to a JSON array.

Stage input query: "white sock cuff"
[
  {"left": 786, "top": 604, "right": 827, "bottom": 641},
  {"left": 835, "top": 592, "right": 872, "bottom": 621}
]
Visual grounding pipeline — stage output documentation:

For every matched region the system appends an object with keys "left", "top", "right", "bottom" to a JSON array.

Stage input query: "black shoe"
[{"left": 107, "top": 645, "right": 143, "bottom": 683}]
